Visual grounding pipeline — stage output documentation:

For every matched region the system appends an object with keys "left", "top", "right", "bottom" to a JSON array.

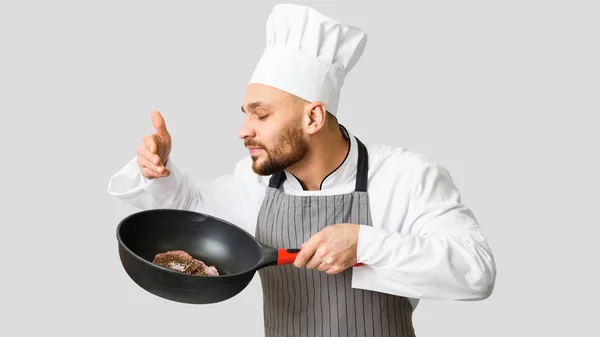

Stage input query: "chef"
[{"left": 107, "top": 4, "right": 496, "bottom": 337}]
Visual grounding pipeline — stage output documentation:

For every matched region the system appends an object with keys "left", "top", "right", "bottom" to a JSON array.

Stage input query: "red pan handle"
[{"left": 277, "top": 248, "right": 364, "bottom": 267}]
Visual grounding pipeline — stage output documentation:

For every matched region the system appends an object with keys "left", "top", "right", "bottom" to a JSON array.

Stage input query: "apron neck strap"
[
  {"left": 354, "top": 136, "right": 369, "bottom": 192},
  {"left": 268, "top": 135, "right": 369, "bottom": 192}
]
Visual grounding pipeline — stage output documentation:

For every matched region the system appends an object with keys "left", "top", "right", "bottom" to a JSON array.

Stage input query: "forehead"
[{"left": 242, "top": 83, "right": 299, "bottom": 112}]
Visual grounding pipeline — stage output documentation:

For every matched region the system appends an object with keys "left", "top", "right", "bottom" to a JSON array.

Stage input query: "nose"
[{"left": 238, "top": 116, "right": 256, "bottom": 140}]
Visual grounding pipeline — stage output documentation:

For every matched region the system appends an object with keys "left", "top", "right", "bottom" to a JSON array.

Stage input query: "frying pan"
[{"left": 116, "top": 208, "right": 364, "bottom": 304}]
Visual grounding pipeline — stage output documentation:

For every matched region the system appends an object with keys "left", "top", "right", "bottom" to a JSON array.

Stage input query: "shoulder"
[
  {"left": 366, "top": 143, "right": 438, "bottom": 172},
  {"left": 365, "top": 143, "right": 454, "bottom": 187}
]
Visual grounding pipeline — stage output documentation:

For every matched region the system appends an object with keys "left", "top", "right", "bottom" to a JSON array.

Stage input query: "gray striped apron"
[{"left": 255, "top": 136, "right": 416, "bottom": 337}]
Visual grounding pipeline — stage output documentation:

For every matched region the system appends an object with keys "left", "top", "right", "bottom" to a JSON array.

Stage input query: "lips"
[{"left": 248, "top": 147, "right": 262, "bottom": 155}]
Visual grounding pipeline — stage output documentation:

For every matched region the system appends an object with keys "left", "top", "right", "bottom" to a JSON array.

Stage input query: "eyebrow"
[{"left": 241, "top": 101, "right": 271, "bottom": 113}]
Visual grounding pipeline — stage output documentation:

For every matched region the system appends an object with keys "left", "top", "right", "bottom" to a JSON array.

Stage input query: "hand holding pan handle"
[{"left": 276, "top": 248, "right": 365, "bottom": 266}]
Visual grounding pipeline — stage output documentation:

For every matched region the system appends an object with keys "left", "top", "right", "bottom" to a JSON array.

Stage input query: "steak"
[{"left": 152, "top": 250, "right": 219, "bottom": 276}]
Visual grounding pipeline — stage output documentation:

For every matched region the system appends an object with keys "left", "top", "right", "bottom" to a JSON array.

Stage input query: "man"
[{"left": 108, "top": 4, "right": 496, "bottom": 337}]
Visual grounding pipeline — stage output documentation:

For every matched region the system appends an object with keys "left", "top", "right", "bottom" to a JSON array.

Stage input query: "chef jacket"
[{"left": 107, "top": 127, "right": 496, "bottom": 309}]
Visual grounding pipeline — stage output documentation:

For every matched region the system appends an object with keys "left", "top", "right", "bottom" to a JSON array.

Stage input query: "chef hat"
[{"left": 249, "top": 4, "right": 367, "bottom": 116}]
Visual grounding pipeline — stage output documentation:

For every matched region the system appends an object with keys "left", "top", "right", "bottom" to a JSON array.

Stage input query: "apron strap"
[
  {"left": 267, "top": 136, "right": 369, "bottom": 192},
  {"left": 354, "top": 136, "right": 369, "bottom": 192},
  {"left": 268, "top": 169, "right": 286, "bottom": 188}
]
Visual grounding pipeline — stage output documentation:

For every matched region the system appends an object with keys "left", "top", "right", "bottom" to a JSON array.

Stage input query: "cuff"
[
  {"left": 356, "top": 224, "right": 394, "bottom": 266},
  {"left": 106, "top": 156, "right": 147, "bottom": 198},
  {"left": 142, "top": 158, "right": 182, "bottom": 206}
]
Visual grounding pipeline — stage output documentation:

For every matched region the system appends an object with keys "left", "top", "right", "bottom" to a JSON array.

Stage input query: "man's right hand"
[{"left": 137, "top": 110, "right": 172, "bottom": 179}]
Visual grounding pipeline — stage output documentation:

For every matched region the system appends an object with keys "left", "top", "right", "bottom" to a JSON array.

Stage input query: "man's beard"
[{"left": 245, "top": 123, "right": 309, "bottom": 176}]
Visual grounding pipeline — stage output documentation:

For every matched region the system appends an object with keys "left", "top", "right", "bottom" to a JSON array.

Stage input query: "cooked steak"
[{"left": 153, "top": 250, "right": 219, "bottom": 276}]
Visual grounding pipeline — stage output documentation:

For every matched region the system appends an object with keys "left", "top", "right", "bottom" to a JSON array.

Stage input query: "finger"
[
  {"left": 137, "top": 154, "right": 168, "bottom": 175},
  {"left": 138, "top": 157, "right": 171, "bottom": 178},
  {"left": 151, "top": 110, "right": 170, "bottom": 139},
  {"left": 305, "top": 246, "right": 328, "bottom": 269},
  {"left": 325, "top": 266, "right": 343, "bottom": 275},
  {"left": 141, "top": 147, "right": 162, "bottom": 166},
  {"left": 142, "top": 135, "right": 159, "bottom": 155},
  {"left": 294, "top": 239, "right": 319, "bottom": 268},
  {"left": 140, "top": 161, "right": 171, "bottom": 178},
  {"left": 317, "top": 257, "right": 334, "bottom": 272},
  {"left": 305, "top": 257, "right": 320, "bottom": 270},
  {"left": 138, "top": 142, "right": 163, "bottom": 166},
  {"left": 310, "top": 260, "right": 326, "bottom": 271},
  {"left": 140, "top": 166, "right": 170, "bottom": 179}
]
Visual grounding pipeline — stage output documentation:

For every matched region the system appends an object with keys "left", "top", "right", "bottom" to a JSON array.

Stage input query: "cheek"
[{"left": 260, "top": 126, "right": 280, "bottom": 148}]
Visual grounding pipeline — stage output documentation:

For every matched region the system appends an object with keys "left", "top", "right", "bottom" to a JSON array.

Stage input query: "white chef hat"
[{"left": 249, "top": 4, "right": 367, "bottom": 116}]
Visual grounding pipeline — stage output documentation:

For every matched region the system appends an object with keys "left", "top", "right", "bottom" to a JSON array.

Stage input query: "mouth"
[{"left": 247, "top": 146, "right": 263, "bottom": 156}]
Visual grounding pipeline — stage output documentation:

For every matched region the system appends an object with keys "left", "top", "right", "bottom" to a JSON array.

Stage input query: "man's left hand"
[{"left": 293, "top": 223, "right": 360, "bottom": 275}]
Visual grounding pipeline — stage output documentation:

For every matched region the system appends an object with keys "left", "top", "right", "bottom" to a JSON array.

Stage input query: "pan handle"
[{"left": 277, "top": 248, "right": 364, "bottom": 267}]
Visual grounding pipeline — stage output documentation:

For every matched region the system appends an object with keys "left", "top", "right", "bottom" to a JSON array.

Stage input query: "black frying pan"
[{"left": 116, "top": 208, "right": 363, "bottom": 304}]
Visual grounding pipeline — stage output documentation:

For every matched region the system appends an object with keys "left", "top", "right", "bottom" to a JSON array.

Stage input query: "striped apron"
[{"left": 255, "top": 136, "right": 416, "bottom": 337}]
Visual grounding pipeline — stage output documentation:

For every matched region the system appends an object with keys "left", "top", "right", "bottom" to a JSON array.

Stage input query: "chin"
[
  {"left": 252, "top": 159, "right": 284, "bottom": 176},
  {"left": 251, "top": 159, "right": 268, "bottom": 175},
  {"left": 252, "top": 167, "right": 271, "bottom": 176}
]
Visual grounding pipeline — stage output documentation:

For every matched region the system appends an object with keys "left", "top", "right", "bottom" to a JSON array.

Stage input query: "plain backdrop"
[{"left": 1, "top": 0, "right": 598, "bottom": 336}]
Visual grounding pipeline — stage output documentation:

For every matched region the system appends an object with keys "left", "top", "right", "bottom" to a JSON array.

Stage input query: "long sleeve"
[
  {"left": 353, "top": 162, "right": 497, "bottom": 301},
  {"left": 106, "top": 155, "right": 267, "bottom": 234}
]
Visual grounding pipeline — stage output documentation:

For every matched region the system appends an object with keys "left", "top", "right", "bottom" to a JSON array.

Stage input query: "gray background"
[{"left": 1, "top": 0, "right": 598, "bottom": 336}]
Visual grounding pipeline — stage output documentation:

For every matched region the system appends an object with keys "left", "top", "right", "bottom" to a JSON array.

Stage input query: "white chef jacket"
[{"left": 107, "top": 129, "right": 496, "bottom": 309}]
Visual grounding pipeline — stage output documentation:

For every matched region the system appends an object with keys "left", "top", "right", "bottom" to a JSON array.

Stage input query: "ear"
[{"left": 304, "top": 101, "right": 327, "bottom": 135}]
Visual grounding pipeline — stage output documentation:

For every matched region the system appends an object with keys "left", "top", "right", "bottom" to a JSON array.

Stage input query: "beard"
[{"left": 245, "top": 122, "right": 309, "bottom": 176}]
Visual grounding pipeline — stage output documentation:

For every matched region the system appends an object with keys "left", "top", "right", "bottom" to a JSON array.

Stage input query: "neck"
[{"left": 286, "top": 126, "right": 349, "bottom": 191}]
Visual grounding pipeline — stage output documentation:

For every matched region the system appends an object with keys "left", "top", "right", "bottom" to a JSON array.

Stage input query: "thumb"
[{"left": 151, "top": 110, "right": 170, "bottom": 138}]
